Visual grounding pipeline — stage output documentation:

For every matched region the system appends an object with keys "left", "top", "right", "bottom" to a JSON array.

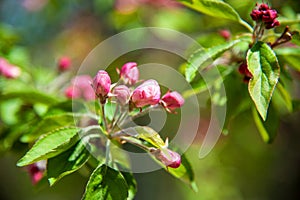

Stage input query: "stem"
[
  {"left": 105, "top": 139, "right": 112, "bottom": 166},
  {"left": 121, "top": 105, "right": 162, "bottom": 126},
  {"left": 239, "top": 19, "right": 254, "bottom": 33},
  {"left": 119, "top": 136, "right": 152, "bottom": 152},
  {"left": 110, "top": 104, "right": 120, "bottom": 130},
  {"left": 100, "top": 103, "right": 108, "bottom": 132}
]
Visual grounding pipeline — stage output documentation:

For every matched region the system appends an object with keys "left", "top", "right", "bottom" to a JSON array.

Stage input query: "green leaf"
[
  {"left": 121, "top": 172, "right": 137, "bottom": 200},
  {"left": 132, "top": 126, "right": 166, "bottom": 148},
  {"left": 185, "top": 37, "right": 250, "bottom": 82},
  {"left": 0, "top": 90, "right": 58, "bottom": 105},
  {"left": 47, "top": 140, "right": 90, "bottom": 186},
  {"left": 21, "top": 113, "right": 78, "bottom": 143},
  {"left": 247, "top": 41, "right": 280, "bottom": 121},
  {"left": 275, "top": 47, "right": 300, "bottom": 71},
  {"left": 275, "top": 82, "right": 293, "bottom": 113},
  {"left": 17, "top": 127, "right": 79, "bottom": 167},
  {"left": 82, "top": 164, "right": 128, "bottom": 200},
  {"left": 104, "top": 100, "right": 116, "bottom": 121},
  {"left": 177, "top": 0, "right": 252, "bottom": 31}
]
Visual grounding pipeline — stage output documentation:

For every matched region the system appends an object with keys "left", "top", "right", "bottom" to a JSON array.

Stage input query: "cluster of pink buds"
[
  {"left": 250, "top": 3, "right": 280, "bottom": 29},
  {"left": 65, "top": 75, "right": 96, "bottom": 101},
  {"left": 90, "top": 62, "right": 184, "bottom": 168},
  {"left": 0, "top": 58, "right": 21, "bottom": 79},
  {"left": 92, "top": 62, "right": 184, "bottom": 112}
]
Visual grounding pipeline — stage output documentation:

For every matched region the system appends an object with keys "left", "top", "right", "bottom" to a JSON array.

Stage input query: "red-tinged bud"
[
  {"left": 58, "top": 56, "right": 71, "bottom": 71},
  {"left": 65, "top": 86, "right": 81, "bottom": 99},
  {"left": 262, "top": 9, "right": 278, "bottom": 23},
  {"left": 258, "top": 3, "right": 270, "bottom": 11},
  {"left": 113, "top": 85, "right": 131, "bottom": 105},
  {"left": 92, "top": 70, "right": 111, "bottom": 103},
  {"left": 161, "top": 91, "right": 184, "bottom": 111},
  {"left": 250, "top": 10, "right": 262, "bottom": 21},
  {"left": 65, "top": 75, "right": 96, "bottom": 101},
  {"left": 151, "top": 148, "right": 181, "bottom": 168},
  {"left": 265, "top": 19, "right": 280, "bottom": 29},
  {"left": 120, "top": 62, "right": 139, "bottom": 85},
  {"left": 131, "top": 79, "right": 161, "bottom": 108},
  {"left": 0, "top": 58, "right": 21, "bottom": 79},
  {"left": 219, "top": 29, "right": 231, "bottom": 40},
  {"left": 26, "top": 160, "right": 46, "bottom": 185}
]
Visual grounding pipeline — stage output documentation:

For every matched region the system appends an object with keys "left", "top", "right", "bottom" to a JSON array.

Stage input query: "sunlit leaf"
[
  {"left": 47, "top": 140, "right": 90, "bottom": 186},
  {"left": 82, "top": 164, "right": 128, "bottom": 200},
  {"left": 185, "top": 37, "right": 251, "bottom": 82},
  {"left": 177, "top": 0, "right": 252, "bottom": 31},
  {"left": 20, "top": 113, "right": 78, "bottom": 143},
  {"left": 17, "top": 127, "right": 79, "bottom": 167},
  {"left": 247, "top": 41, "right": 280, "bottom": 121}
]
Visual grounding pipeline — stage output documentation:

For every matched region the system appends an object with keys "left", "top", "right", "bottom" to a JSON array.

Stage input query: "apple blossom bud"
[
  {"left": 131, "top": 79, "right": 161, "bottom": 108},
  {"left": 151, "top": 148, "right": 181, "bottom": 168},
  {"left": 0, "top": 58, "right": 21, "bottom": 79},
  {"left": 65, "top": 75, "right": 96, "bottom": 101},
  {"left": 161, "top": 91, "right": 184, "bottom": 111},
  {"left": 58, "top": 56, "right": 71, "bottom": 71},
  {"left": 26, "top": 160, "right": 46, "bottom": 185},
  {"left": 92, "top": 70, "right": 111, "bottom": 103},
  {"left": 65, "top": 86, "right": 81, "bottom": 99},
  {"left": 120, "top": 62, "right": 139, "bottom": 85},
  {"left": 113, "top": 85, "right": 131, "bottom": 105}
]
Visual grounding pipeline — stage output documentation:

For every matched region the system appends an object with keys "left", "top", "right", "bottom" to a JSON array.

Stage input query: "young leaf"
[
  {"left": 20, "top": 113, "right": 78, "bottom": 143},
  {"left": 47, "top": 140, "right": 90, "bottom": 186},
  {"left": 185, "top": 37, "right": 251, "bottom": 82},
  {"left": 131, "top": 126, "right": 166, "bottom": 148},
  {"left": 177, "top": 0, "right": 252, "bottom": 31},
  {"left": 82, "top": 164, "right": 129, "bottom": 200},
  {"left": 247, "top": 41, "right": 280, "bottom": 121},
  {"left": 17, "top": 127, "right": 79, "bottom": 167}
]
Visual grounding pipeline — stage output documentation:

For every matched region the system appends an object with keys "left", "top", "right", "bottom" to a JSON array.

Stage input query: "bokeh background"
[{"left": 1, "top": 0, "right": 300, "bottom": 199}]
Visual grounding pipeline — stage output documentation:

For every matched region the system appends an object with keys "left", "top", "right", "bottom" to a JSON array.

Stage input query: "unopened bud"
[
  {"left": 161, "top": 91, "right": 184, "bottom": 111},
  {"left": 113, "top": 85, "right": 131, "bottom": 105},
  {"left": 151, "top": 148, "right": 181, "bottom": 168},
  {"left": 92, "top": 70, "right": 111, "bottom": 103},
  {"left": 119, "top": 62, "right": 139, "bottom": 85},
  {"left": 131, "top": 79, "right": 161, "bottom": 108},
  {"left": 0, "top": 58, "right": 21, "bottom": 79},
  {"left": 58, "top": 56, "right": 71, "bottom": 71}
]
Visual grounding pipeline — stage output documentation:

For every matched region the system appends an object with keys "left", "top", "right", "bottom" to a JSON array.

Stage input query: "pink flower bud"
[
  {"left": 131, "top": 79, "right": 161, "bottom": 107},
  {"left": 58, "top": 56, "right": 71, "bottom": 71},
  {"left": 113, "top": 85, "right": 131, "bottom": 105},
  {"left": 26, "top": 160, "right": 46, "bottom": 185},
  {"left": 219, "top": 29, "right": 231, "bottom": 40},
  {"left": 92, "top": 70, "right": 111, "bottom": 102},
  {"left": 151, "top": 148, "right": 181, "bottom": 168},
  {"left": 65, "top": 75, "right": 96, "bottom": 101},
  {"left": 161, "top": 91, "right": 184, "bottom": 111},
  {"left": 120, "top": 62, "right": 139, "bottom": 85},
  {"left": 250, "top": 10, "right": 262, "bottom": 21},
  {"left": 0, "top": 58, "right": 21, "bottom": 79},
  {"left": 265, "top": 19, "right": 280, "bottom": 29},
  {"left": 65, "top": 86, "right": 81, "bottom": 99}
]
